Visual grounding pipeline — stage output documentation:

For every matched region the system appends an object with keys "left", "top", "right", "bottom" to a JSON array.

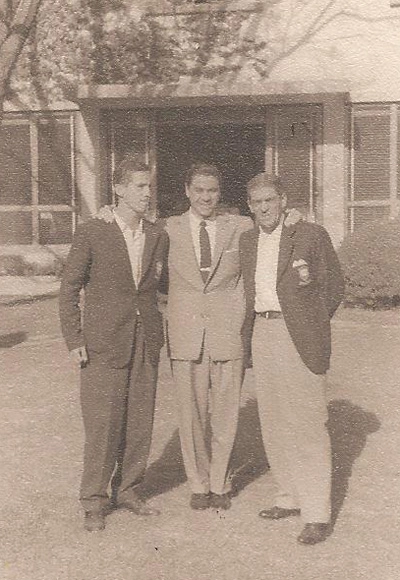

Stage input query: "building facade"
[{"left": 1, "top": 0, "right": 400, "bottom": 248}]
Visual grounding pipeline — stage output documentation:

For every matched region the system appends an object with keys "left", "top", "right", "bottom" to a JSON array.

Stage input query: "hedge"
[
  {"left": 338, "top": 218, "right": 400, "bottom": 309},
  {"left": 0, "top": 246, "right": 66, "bottom": 277}
]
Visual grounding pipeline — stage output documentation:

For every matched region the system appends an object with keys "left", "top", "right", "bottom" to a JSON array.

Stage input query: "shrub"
[
  {"left": 0, "top": 246, "right": 65, "bottom": 277},
  {"left": 338, "top": 218, "right": 400, "bottom": 309}
]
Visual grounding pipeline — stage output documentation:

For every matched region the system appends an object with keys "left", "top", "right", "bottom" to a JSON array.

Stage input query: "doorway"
[{"left": 156, "top": 124, "right": 266, "bottom": 217}]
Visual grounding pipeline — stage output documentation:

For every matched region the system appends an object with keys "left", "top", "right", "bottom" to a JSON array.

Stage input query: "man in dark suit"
[
  {"left": 239, "top": 173, "right": 344, "bottom": 545},
  {"left": 59, "top": 155, "right": 168, "bottom": 532}
]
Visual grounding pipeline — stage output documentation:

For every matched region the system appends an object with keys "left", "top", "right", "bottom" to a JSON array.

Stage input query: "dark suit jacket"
[
  {"left": 59, "top": 218, "right": 168, "bottom": 368},
  {"left": 239, "top": 221, "right": 344, "bottom": 375}
]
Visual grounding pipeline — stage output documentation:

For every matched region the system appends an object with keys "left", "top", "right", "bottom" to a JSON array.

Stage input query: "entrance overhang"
[
  {"left": 75, "top": 80, "right": 350, "bottom": 246},
  {"left": 77, "top": 80, "right": 350, "bottom": 109}
]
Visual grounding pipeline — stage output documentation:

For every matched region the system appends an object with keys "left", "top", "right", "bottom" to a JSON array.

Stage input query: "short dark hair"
[
  {"left": 113, "top": 154, "right": 149, "bottom": 186},
  {"left": 246, "top": 172, "right": 283, "bottom": 200},
  {"left": 184, "top": 162, "right": 222, "bottom": 187}
]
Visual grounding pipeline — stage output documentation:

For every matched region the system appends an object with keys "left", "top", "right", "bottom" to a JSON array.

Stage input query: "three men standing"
[
  {"left": 240, "top": 173, "right": 344, "bottom": 545},
  {"left": 59, "top": 156, "right": 168, "bottom": 531},
  {"left": 60, "top": 157, "right": 343, "bottom": 544}
]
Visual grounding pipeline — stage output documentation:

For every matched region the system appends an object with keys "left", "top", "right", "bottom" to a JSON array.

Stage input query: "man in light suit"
[
  {"left": 166, "top": 163, "right": 253, "bottom": 510},
  {"left": 59, "top": 156, "right": 168, "bottom": 531},
  {"left": 239, "top": 173, "right": 344, "bottom": 545}
]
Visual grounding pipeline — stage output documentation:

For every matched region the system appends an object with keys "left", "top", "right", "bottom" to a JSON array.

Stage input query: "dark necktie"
[{"left": 199, "top": 220, "right": 212, "bottom": 283}]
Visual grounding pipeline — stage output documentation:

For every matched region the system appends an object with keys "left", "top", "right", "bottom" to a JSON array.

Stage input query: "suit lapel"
[
  {"left": 207, "top": 215, "right": 233, "bottom": 283},
  {"left": 176, "top": 212, "right": 204, "bottom": 289},
  {"left": 109, "top": 221, "right": 137, "bottom": 291},
  {"left": 277, "top": 224, "right": 296, "bottom": 285},
  {"left": 140, "top": 220, "right": 159, "bottom": 287}
]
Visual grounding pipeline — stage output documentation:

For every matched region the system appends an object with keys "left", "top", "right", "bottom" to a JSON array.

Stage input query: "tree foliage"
[
  {"left": 0, "top": 0, "right": 43, "bottom": 110},
  {"left": 8, "top": 0, "right": 346, "bottom": 106}
]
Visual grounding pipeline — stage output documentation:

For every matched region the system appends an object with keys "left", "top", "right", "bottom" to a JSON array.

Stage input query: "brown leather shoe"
[
  {"left": 297, "top": 523, "right": 331, "bottom": 545},
  {"left": 209, "top": 493, "right": 231, "bottom": 510},
  {"left": 258, "top": 506, "right": 301, "bottom": 520},
  {"left": 190, "top": 493, "right": 210, "bottom": 510},
  {"left": 84, "top": 510, "right": 106, "bottom": 532},
  {"left": 117, "top": 497, "right": 160, "bottom": 516}
]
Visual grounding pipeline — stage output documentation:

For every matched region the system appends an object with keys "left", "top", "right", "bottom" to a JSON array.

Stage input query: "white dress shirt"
[
  {"left": 114, "top": 211, "right": 145, "bottom": 288},
  {"left": 188, "top": 209, "right": 217, "bottom": 266},
  {"left": 254, "top": 223, "right": 282, "bottom": 313}
]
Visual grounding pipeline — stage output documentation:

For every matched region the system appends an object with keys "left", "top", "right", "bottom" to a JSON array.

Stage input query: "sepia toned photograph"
[{"left": 0, "top": 1, "right": 399, "bottom": 578}]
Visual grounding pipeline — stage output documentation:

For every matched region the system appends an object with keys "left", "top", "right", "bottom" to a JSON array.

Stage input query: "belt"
[{"left": 255, "top": 311, "right": 283, "bottom": 319}]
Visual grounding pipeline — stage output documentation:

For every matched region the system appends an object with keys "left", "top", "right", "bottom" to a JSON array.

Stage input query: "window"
[
  {"left": 0, "top": 112, "right": 76, "bottom": 245},
  {"left": 348, "top": 104, "right": 399, "bottom": 232}
]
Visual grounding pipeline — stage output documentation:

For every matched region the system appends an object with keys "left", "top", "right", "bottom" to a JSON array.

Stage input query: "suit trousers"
[
  {"left": 252, "top": 316, "right": 331, "bottom": 523},
  {"left": 171, "top": 335, "right": 242, "bottom": 495},
  {"left": 79, "top": 319, "right": 157, "bottom": 512}
]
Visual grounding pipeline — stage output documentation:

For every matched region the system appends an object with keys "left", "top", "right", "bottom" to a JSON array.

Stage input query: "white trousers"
[
  {"left": 172, "top": 336, "right": 243, "bottom": 495},
  {"left": 252, "top": 316, "right": 331, "bottom": 523}
]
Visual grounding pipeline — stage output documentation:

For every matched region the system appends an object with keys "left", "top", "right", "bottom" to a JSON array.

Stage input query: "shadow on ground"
[
  {"left": 142, "top": 398, "right": 268, "bottom": 500},
  {"left": 328, "top": 398, "right": 381, "bottom": 524},
  {"left": 142, "top": 429, "right": 186, "bottom": 499},
  {"left": 0, "top": 331, "right": 27, "bottom": 348},
  {"left": 142, "top": 396, "right": 380, "bottom": 517},
  {"left": 230, "top": 398, "right": 268, "bottom": 495}
]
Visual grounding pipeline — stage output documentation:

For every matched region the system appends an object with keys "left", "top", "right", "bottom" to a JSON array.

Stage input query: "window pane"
[
  {"left": 353, "top": 113, "right": 390, "bottom": 200},
  {"left": 38, "top": 119, "right": 72, "bottom": 205},
  {"left": 0, "top": 211, "right": 32, "bottom": 244},
  {"left": 277, "top": 114, "right": 311, "bottom": 213},
  {"left": 38, "top": 211, "right": 73, "bottom": 245},
  {"left": 0, "top": 123, "right": 31, "bottom": 205},
  {"left": 351, "top": 206, "right": 390, "bottom": 232},
  {"left": 398, "top": 109, "right": 400, "bottom": 198}
]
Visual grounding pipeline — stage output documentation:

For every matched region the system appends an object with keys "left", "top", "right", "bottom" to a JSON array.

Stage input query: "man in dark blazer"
[
  {"left": 239, "top": 172, "right": 344, "bottom": 545},
  {"left": 59, "top": 155, "right": 168, "bottom": 532}
]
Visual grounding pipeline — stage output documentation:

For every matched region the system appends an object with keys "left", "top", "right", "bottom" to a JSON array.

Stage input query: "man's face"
[
  {"left": 248, "top": 185, "right": 287, "bottom": 233},
  {"left": 115, "top": 171, "right": 151, "bottom": 216},
  {"left": 185, "top": 174, "right": 220, "bottom": 219}
]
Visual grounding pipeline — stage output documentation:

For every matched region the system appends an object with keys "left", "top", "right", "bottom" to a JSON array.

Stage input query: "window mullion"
[
  {"left": 31, "top": 115, "right": 40, "bottom": 245},
  {"left": 390, "top": 103, "right": 398, "bottom": 218}
]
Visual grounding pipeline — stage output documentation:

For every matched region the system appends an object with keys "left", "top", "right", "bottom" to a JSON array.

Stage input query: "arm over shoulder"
[{"left": 236, "top": 215, "right": 254, "bottom": 233}]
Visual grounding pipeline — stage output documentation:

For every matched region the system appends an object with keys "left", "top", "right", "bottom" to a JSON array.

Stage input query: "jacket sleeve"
[
  {"left": 317, "top": 228, "right": 345, "bottom": 318},
  {"left": 59, "top": 224, "right": 92, "bottom": 351},
  {"left": 239, "top": 231, "right": 255, "bottom": 369}
]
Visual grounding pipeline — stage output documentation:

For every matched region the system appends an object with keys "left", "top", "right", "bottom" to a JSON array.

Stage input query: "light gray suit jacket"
[{"left": 166, "top": 211, "right": 252, "bottom": 361}]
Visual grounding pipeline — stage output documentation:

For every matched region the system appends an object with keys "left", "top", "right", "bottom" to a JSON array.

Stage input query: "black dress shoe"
[
  {"left": 117, "top": 497, "right": 160, "bottom": 516},
  {"left": 258, "top": 506, "right": 301, "bottom": 520},
  {"left": 209, "top": 493, "right": 231, "bottom": 510},
  {"left": 84, "top": 511, "right": 106, "bottom": 532},
  {"left": 297, "top": 523, "right": 331, "bottom": 545},
  {"left": 190, "top": 493, "right": 210, "bottom": 510}
]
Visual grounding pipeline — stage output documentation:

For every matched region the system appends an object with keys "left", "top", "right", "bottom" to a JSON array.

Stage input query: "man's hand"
[
  {"left": 95, "top": 205, "right": 115, "bottom": 223},
  {"left": 284, "top": 208, "right": 304, "bottom": 226},
  {"left": 70, "top": 345, "right": 89, "bottom": 367}
]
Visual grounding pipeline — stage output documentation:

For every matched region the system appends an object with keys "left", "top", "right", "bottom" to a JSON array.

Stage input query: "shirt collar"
[
  {"left": 259, "top": 218, "right": 284, "bottom": 238},
  {"left": 189, "top": 208, "right": 216, "bottom": 228},
  {"left": 114, "top": 210, "right": 143, "bottom": 236}
]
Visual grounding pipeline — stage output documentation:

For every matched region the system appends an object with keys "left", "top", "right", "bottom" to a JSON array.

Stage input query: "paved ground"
[{"left": 0, "top": 298, "right": 399, "bottom": 580}]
